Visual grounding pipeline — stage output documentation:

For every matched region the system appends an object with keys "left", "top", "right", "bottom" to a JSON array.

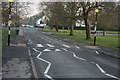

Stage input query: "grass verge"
[
  {"left": 2, "top": 29, "right": 16, "bottom": 47},
  {"left": 53, "top": 34, "right": 119, "bottom": 50},
  {"left": 40, "top": 28, "right": 119, "bottom": 34}
]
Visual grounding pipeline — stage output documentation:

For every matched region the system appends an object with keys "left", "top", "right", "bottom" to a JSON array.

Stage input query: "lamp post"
[
  {"left": 7, "top": 0, "right": 13, "bottom": 46},
  {"left": 94, "top": 3, "right": 100, "bottom": 46}
]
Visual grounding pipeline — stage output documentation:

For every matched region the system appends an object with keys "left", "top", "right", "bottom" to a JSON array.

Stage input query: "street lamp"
[
  {"left": 7, "top": 0, "right": 13, "bottom": 46},
  {"left": 94, "top": 4, "right": 100, "bottom": 46}
]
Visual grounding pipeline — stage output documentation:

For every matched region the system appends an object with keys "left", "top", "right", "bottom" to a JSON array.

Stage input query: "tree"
[
  {"left": 98, "top": 2, "right": 118, "bottom": 36},
  {"left": 2, "top": 2, "right": 31, "bottom": 27},
  {"left": 64, "top": 2, "right": 81, "bottom": 35},
  {"left": 80, "top": 2, "right": 97, "bottom": 40}
]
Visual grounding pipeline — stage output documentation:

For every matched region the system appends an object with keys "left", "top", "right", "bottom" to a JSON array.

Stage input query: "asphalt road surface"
[{"left": 23, "top": 27, "right": 119, "bottom": 80}]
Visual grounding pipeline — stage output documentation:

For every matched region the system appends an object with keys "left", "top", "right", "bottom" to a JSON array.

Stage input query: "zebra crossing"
[{"left": 33, "top": 43, "right": 71, "bottom": 52}]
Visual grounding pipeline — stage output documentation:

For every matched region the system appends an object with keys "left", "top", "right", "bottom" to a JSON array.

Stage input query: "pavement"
[
  {"left": 2, "top": 30, "right": 34, "bottom": 79},
  {"left": 23, "top": 27, "right": 119, "bottom": 80}
]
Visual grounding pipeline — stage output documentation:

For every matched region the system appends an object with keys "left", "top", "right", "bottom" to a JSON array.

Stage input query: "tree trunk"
[
  {"left": 84, "top": 15, "right": 91, "bottom": 40},
  {"left": 55, "top": 25, "right": 58, "bottom": 32},
  {"left": 69, "top": 19, "right": 74, "bottom": 36},
  {"left": 83, "top": 7, "right": 91, "bottom": 40},
  {"left": 103, "top": 28, "right": 106, "bottom": 36}
]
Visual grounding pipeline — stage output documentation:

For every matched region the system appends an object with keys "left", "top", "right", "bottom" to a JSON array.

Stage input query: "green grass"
[
  {"left": 53, "top": 34, "right": 119, "bottom": 49},
  {"left": 2, "top": 29, "right": 16, "bottom": 46},
  {"left": 40, "top": 28, "right": 118, "bottom": 34},
  {"left": 39, "top": 28, "right": 119, "bottom": 49}
]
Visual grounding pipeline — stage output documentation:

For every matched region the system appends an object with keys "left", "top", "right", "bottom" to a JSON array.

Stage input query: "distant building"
[
  {"left": 37, "top": 15, "right": 49, "bottom": 25},
  {"left": 36, "top": 15, "right": 49, "bottom": 28}
]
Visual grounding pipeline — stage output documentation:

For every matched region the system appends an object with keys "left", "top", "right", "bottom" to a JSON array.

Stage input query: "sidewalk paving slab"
[{"left": 2, "top": 35, "right": 34, "bottom": 79}]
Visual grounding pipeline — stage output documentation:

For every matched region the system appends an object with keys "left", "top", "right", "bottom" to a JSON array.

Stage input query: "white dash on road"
[
  {"left": 37, "top": 44, "right": 43, "bottom": 47},
  {"left": 43, "top": 49, "right": 51, "bottom": 51},
  {"left": 74, "top": 46, "right": 80, "bottom": 49},
  {"left": 55, "top": 49, "right": 61, "bottom": 51},
  {"left": 105, "top": 73, "right": 119, "bottom": 79},
  {"left": 95, "top": 51, "right": 99, "bottom": 55},
  {"left": 32, "top": 48, "right": 40, "bottom": 52},
  {"left": 37, "top": 52, "right": 53, "bottom": 80},
  {"left": 62, "top": 48, "right": 68, "bottom": 51},
  {"left": 96, "top": 64, "right": 106, "bottom": 73},
  {"left": 62, "top": 44, "right": 70, "bottom": 48},
  {"left": 47, "top": 44, "right": 55, "bottom": 47}
]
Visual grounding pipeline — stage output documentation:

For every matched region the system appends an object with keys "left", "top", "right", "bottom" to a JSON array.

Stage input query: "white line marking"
[
  {"left": 61, "top": 48, "right": 68, "bottom": 51},
  {"left": 105, "top": 73, "right": 119, "bottom": 79},
  {"left": 91, "top": 61, "right": 96, "bottom": 64},
  {"left": 62, "top": 44, "right": 70, "bottom": 48},
  {"left": 37, "top": 44, "right": 43, "bottom": 47},
  {"left": 95, "top": 51, "right": 99, "bottom": 55},
  {"left": 74, "top": 46, "right": 80, "bottom": 49},
  {"left": 28, "top": 47, "right": 38, "bottom": 78},
  {"left": 77, "top": 57, "right": 87, "bottom": 61},
  {"left": 71, "top": 52, "right": 86, "bottom": 61},
  {"left": 37, "top": 52, "right": 53, "bottom": 80},
  {"left": 43, "top": 49, "right": 51, "bottom": 51},
  {"left": 32, "top": 48, "right": 40, "bottom": 52},
  {"left": 95, "top": 64, "right": 106, "bottom": 73},
  {"left": 55, "top": 49, "right": 61, "bottom": 51},
  {"left": 47, "top": 44, "right": 55, "bottom": 47}
]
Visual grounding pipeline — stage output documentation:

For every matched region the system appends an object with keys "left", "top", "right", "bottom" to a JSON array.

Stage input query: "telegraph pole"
[{"left": 7, "top": 0, "right": 13, "bottom": 46}]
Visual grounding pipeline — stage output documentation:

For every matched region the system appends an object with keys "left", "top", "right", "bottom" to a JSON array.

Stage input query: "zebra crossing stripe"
[
  {"left": 62, "top": 44, "right": 70, "bottom": 48},
  {"left": 47, "top": 44, "right": 55, "bottom": 47},
  {"left": 55, "top": 49, "right": 61, "bottom": 51},
  {"left": 43, "top": 49, "right": 51, "bottom": 51},
  {"left": 37, "top": 44, "right": 43, "bottom": 47}
]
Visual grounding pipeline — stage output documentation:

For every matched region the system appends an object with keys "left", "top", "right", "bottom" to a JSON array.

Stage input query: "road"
[{"left": 23, "top": 27, "right": 119, "bottom": 80}]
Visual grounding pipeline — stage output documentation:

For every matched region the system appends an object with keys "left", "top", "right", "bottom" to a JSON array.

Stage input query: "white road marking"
[
  {"left": 105, "top": 73, "right": 119, "bottom": 79},
  {"left": 28, "top": 47, "right": 38, "bottom": 78},
  {"left": 62, "top": 48, "right": 68, "bottom": 51},
  {"left": 37, "top": 44, "right": 43, "bottom": 47},
  {"left": 95, "top": 51, "right": 99, "bottom": 55},
  {"left": 32, "top": 48, "right": 40, "bottom": 52},
  {"left": 37, "top": 52, "right": 53, "bottom": 80},
  {"left": 95, "top": 64, "right": 106, "bottom": 73},
  {"left": 62, "top": 44, "right": 70, "bottom": 48},
  {"left": 55, "top": 49, "right": 61, "bottom": 51},
  {"left": 77, "top": 57, "right": 87, "bottom": 61},
  {"left": 43, "top": 49, "right": 51, "bottom": 51},
  {"left": 91, "top": 61, "right": 96, "bottom": 64},
  {"left": 47, "top": 44, "right": 55, "bottom": 47},
  {"left": 71, "top": 52, "right": 86, "bottom": 61},
  {"left": 74, "top": 46, "right": 80, "bottom": 49}
]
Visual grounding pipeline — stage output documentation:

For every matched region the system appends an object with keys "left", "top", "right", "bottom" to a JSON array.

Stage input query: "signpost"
[
  {"left": 94, "top": 3, "right": 100, "bottom": 46},
  {"left": 7, "top": 0, "right": 13, "bottom": 46}
]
